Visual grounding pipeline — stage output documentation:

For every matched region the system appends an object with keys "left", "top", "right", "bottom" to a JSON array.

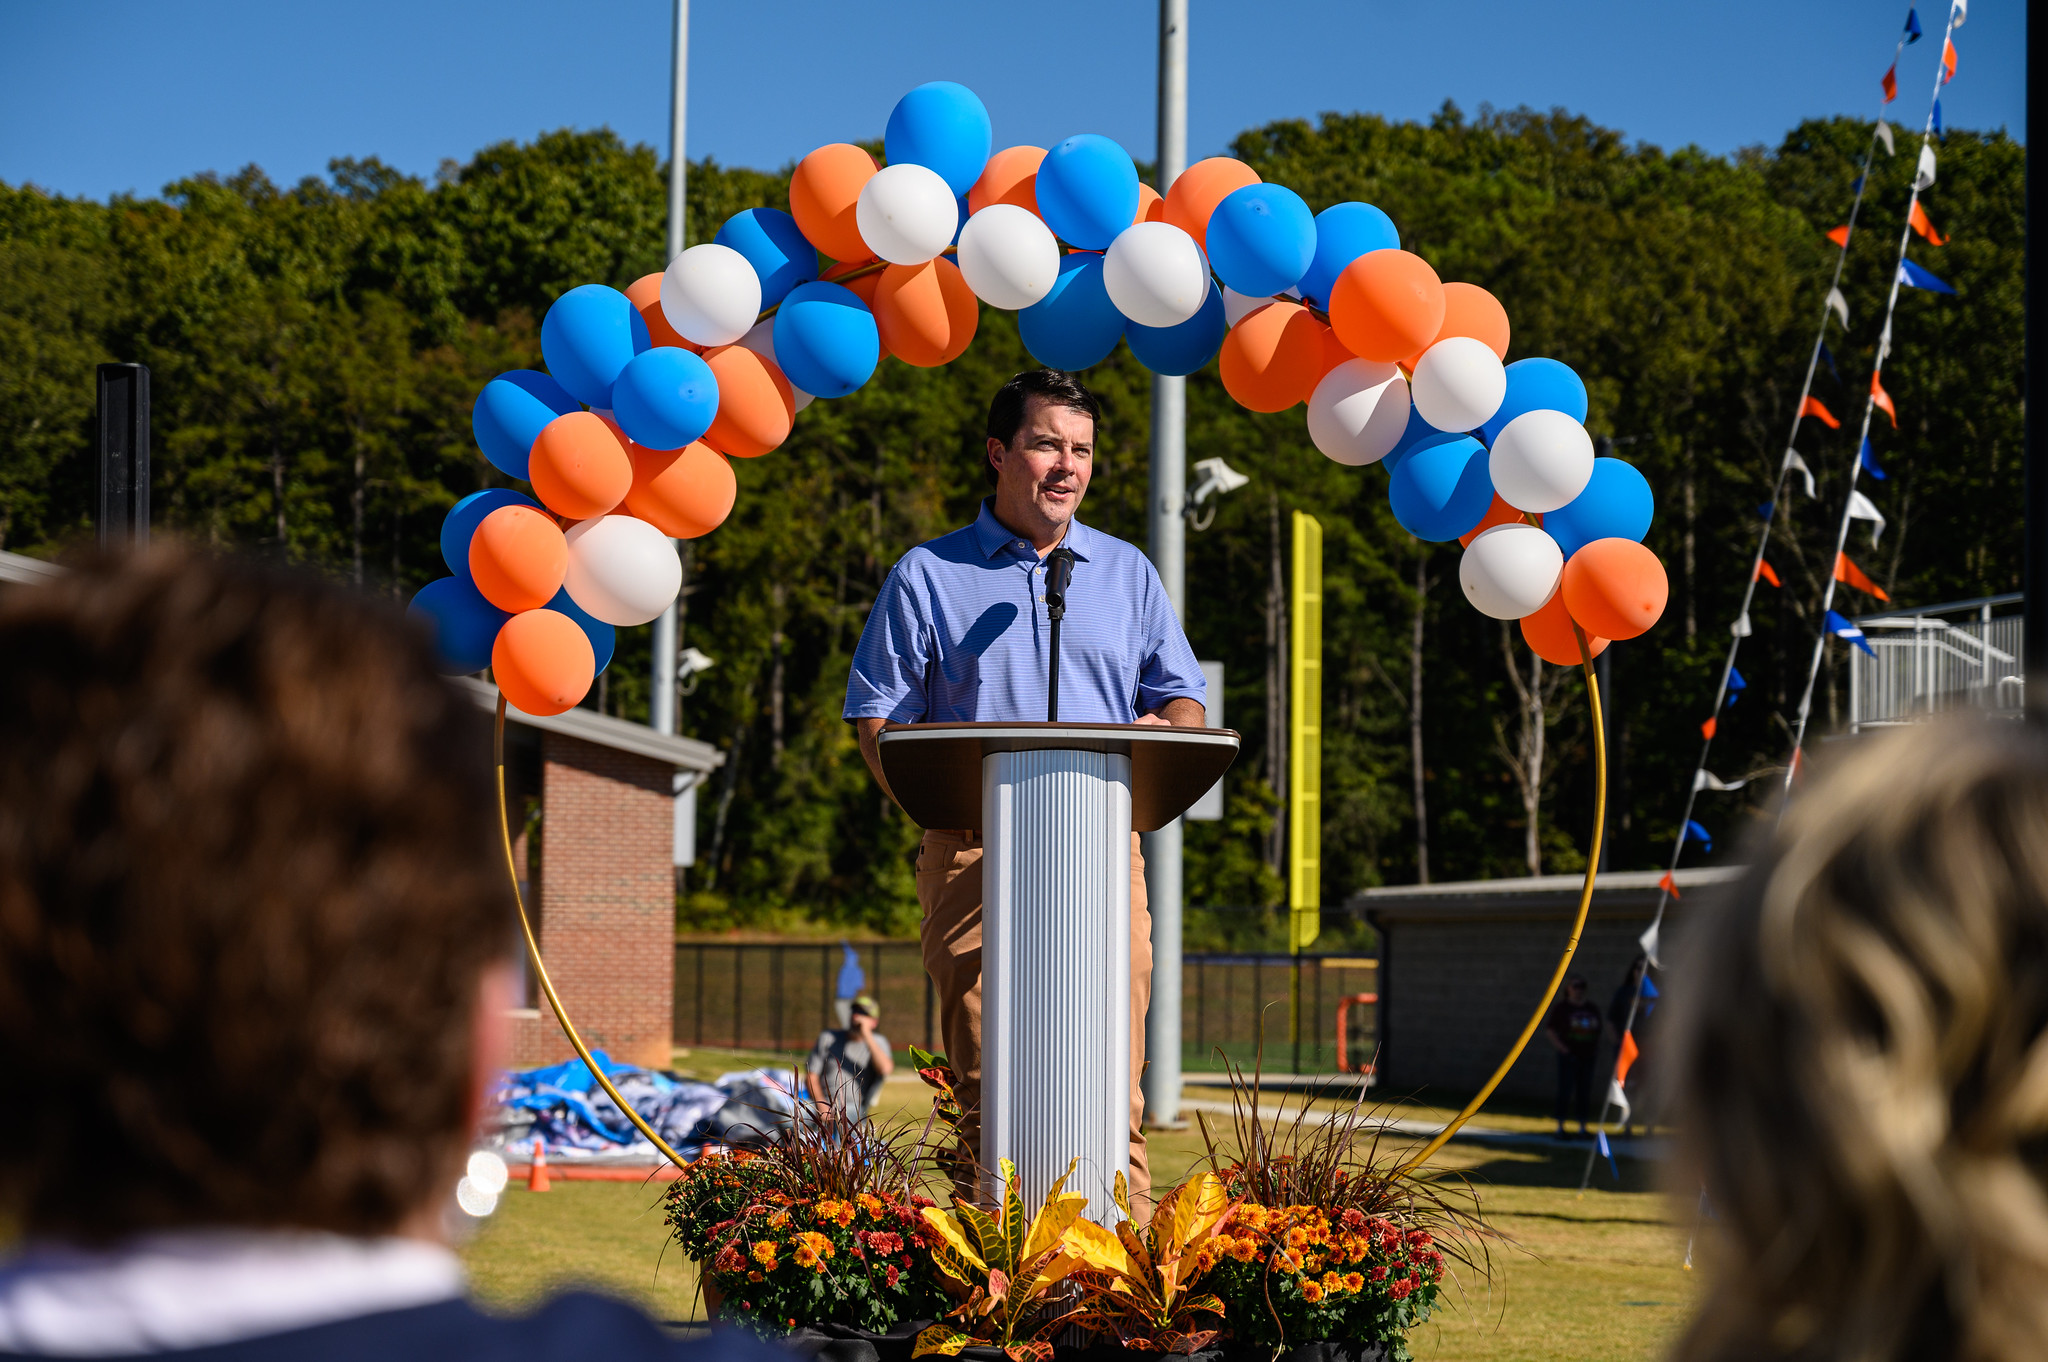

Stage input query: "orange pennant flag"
[
  {"left": 1909, "top": 201, "right": 1948, "bottom": 246},
  {"left": 1755, "top": 559, "right": 1781, "bottom": 587},
  {"left": 1658, "top": 870, "right": 1683, "bottom": 900},
  {"left": 1701, "top": 715, "right": 1718, "bottom": 741},
  {"left": 1615, "top": 1029, "right": 1641, "bottom": 1085},
  {"left": 1825, "top": 225, "right": 1850, "bottom": 248},
  {"left": 1800, "top": 395, "right": 1841, "bottom": 429},
  {"left": 1942, "top": 38, "right": 1957, "bottom": 83},
  {"left": 1871, "top": 373, "right": 1898, "bottom": 428},
  {"left": 1835, "top": 552, "right": 1890, "bottom": 601},
  {"left": 1882, "top": 63, "right": 1898, "bottom": 102}
]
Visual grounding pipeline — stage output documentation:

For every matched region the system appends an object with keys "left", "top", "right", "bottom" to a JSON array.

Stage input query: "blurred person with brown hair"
[
  {"left": 1661, "top": 719, "right": 2048, "bottom": 1362},
  {"left": 0, "top": 547, "right": 774, "bottom": 1362}
]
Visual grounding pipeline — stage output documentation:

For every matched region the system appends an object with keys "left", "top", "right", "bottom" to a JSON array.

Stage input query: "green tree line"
[{"left": 0, "top": 104, "right": 2023, "bottom": 936}]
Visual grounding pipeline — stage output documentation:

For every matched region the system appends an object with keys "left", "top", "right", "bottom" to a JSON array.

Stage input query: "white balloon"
[
  {"left": 855, "top": 163, "right": 959, "bottom": 266},
  {"left": 1103, "top": 221, "right": 1211, "bottom": 328},
  {"left": 1222, "top": 286, "right": 1266, "bottom": 328},
  {"left": 660, "top": 243, "right": 761, "bottom": 348},
  {"left": 1307, "top": 359, "right": 1410, "bottom": 466},
  {"left": 737, "top": 320, "right": 814, "bottom": 413},
  {"left": 1459, "top": 524, "right": 1564, "bottom": 621},
  {"left": 564, "top": 515, "right": 683, "bottom": 627},
  {"left": 956, "top": 205, "right": 1061, "bottom": 310},
  {"left": 1410, "top": 336, "right": 1507, "bottom": 433},
  {"left": 1490, "top": 408, "right": 1596, "bottom": 514}
]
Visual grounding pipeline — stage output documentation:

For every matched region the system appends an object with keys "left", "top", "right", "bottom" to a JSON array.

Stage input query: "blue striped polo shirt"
[{"left": 844, "top": 500, "right": 1205, "bottom": 725}]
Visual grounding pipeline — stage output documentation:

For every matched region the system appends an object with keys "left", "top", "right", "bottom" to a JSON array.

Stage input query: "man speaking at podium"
[{"left": 843, "top": 368, "right": 1206, "bottom": 1197}]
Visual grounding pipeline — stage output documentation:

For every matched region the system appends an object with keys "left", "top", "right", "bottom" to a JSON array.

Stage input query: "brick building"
[
  {"left": 1356, "top": 867, "right": 1739, "bottom": 1103},
  {"left": 455, "top": 679, "right": 722, "bottom": 1069}
]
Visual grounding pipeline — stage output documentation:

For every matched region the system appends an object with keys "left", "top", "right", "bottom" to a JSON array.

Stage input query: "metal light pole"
[
  {"left": 651, "top": 0, "right": 689, "bottom": 738},
  {"left": 1142, "top": 0, "right": 1189, "bottom": 1129}
]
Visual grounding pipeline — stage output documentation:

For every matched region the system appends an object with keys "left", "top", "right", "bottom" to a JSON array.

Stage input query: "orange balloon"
[
  {"left": 1329, "top": 249, "right": 1447, "bottom": 363},
  {"left": 625, "top": 272, "right": 699, "bottom": 352},
  {"left": 701, "top": 344, "right": 795, "bottom": 458},
  {"left": 528, "top": 411, "right": 633, "bottom": 521},
  {"left": 1163, "top": 157, "right": 1261, "bottom": 250},
  {"left": 967, "top": 146, "right": 1046, "bottom": 216},
  {"left": 1133, "top": 182, "right": 1164, "bottom": 226},
  {"left": 492, "top": 608, "right": 595, "bottom": 717},
  {"left": 1219, "top": 301, "right": 1325, "bottom": 413},
  {"left": 1458, "top": 494, "right": 1527, "bottom": 548},
  {"left": 468, "top": 505, "right": 568, "bottom": 613},
  {"left": 625, "top": 440, "right": 737, "bottom": 538},
  {"left": 1561, "top": 538, "right": 1669, "bottom": 642},
  {"left": 1432, "top": 281, "right": 1510, "bottom": 360},
  {"left": 873, "top": 258, "right": 979, "bottom": 368},
  {"left": 1310, "top": 321, "right": 1356, "bottom": 383},
  {"left": 789, "top": 143, "right": 878, "bottom": 262},
  {"left": 1519, "top": 590, "right": 1609, "bottom": 667}
]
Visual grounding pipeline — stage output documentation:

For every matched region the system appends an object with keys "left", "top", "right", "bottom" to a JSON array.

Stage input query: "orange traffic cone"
[{"left": 526, "top": 1136, "right": 550, "bottom": 1192}]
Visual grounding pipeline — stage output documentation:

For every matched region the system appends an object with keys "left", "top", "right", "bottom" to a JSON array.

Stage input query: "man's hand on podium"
[{"left": 1140, "top": 697, "right": 1207, "bottom": 728}]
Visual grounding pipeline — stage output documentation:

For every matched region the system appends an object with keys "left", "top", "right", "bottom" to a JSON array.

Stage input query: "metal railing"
[
  {"left": 671, "top": 942, "right": 1378, "bottom": 1074},
  {"left": 1849, "top": 594, "right": 2024, "bottom": 733}
]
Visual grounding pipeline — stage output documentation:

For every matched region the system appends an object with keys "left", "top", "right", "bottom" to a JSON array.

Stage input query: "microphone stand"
[{"left": 1044, "top": 547, "right": 1075, "bottom": 722}]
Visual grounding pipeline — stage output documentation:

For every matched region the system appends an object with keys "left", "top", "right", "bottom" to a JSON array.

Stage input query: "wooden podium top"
[{"left": 875, "top": 722, "right": 1240, "bottom": 833}]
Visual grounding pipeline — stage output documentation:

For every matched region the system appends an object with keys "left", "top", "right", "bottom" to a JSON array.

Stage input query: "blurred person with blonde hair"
[{"left": 1661, "top": 719, "right": 2048, "bottom": 1362}]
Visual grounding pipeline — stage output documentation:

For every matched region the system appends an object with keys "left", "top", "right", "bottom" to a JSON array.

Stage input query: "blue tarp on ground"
[{"left": 486, "top": 1052, "right": 796, "bottom": 1161}]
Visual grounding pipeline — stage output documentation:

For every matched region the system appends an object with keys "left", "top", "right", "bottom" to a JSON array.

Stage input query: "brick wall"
[{"left": 511, "top": 731, "right": 675, "bottom": 1068}]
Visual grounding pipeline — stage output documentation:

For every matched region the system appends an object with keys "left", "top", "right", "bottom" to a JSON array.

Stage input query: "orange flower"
[
  {"left": 767, "top": 1210, "right": 792, "bottom": 1230},
  {"left": 1282, "top": 1249, "right": 1304, "bottom": 1274},
  {"left": 1342, "top": 1272, "right": 1366, "bottom": 1293},
  {"left": 1301, "top": 1281, "right": 1324, "bottom": 1303},
  {"left": 1229, "top": 1237, "right": 1260, "bottom": 1263},
  {"left": 746, "top": 1269, "right": 763, "bottom": 1283},
  {"left": 857, "top": 1193, "right": 886, "bottom": 1219},
  {"left": 751, "top": 1241, "right": 778, "bottom": 1265},
  {"left": 794, "top": 1245, "right": 819, "bottom": 1269},
  {"left": 1322, "top": 1271, "right": 1344, "bottom": 1292},
  {"left": 1284, "top": 1226, "right": 1311, "bottom": 1250}
]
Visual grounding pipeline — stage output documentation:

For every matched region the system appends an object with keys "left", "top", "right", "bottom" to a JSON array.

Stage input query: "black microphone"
[{"left": 1044, "top": 547, "right": 1076, "bottom": 722}]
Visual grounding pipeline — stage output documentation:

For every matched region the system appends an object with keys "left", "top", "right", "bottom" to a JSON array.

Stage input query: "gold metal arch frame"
[
  {"left": 495, "top": 698, "right": 688, "bottom": 1168},
  {"left": 493, "top": 621, "right": 1604, "bottom": 1181}
]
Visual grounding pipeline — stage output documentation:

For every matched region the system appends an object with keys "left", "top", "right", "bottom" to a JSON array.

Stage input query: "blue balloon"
[
  {"left": 885, "top": 81, "right": 993, "bottom": 197},
  {"left": 713, "top": 208, "right": 818, "bottom": 309},
  {"left": 1018, "top": 253, "right": 1125, "bottom": 371},
  {"left": 1389, "top": 435, "right": 1493, "bottom": 541},
  {"left": 1382, "top": 404, "right": 1447, "bottom": 474},
  {"left": 546, "top": 587, "right": 616, "bottom": 676},
  {"left": 441, "top": 488, "right": 540, "bottom": 578},
  {"left": 953, "top": 193, "right": 971, "bottom": 246},
  {"left": 773, "top": 281, "right": 880, "bottom": 398},
  {"left": 1297, "top": 202, "right": 1400, "bottom": 308},
  {"left": 540, "top": 284, "right": 651, "bottom": 408},
  {"left": 1034, "top": 135, "right": 1140, "bottom": 251},
  {"left": 1480, "top": 358, "right": 1589, "bottom": 444},
  {"left": 472, "top": 371, "right": 579, "bottom": 481},
  {"left": 1205, "top": 184, "right": 1317, "bottom": 299},
  {"left": 1543, "top": 457, "right": 1654, "bottom": 559},
  {"left": 611, "top": 347, "right": 720, "bottom": 451},
  {"left": 409, "top": 576, "right": 509, "bottom": 676},
  {"left": 1125, "top": 281, "right": 1226, "bottom": 376}
]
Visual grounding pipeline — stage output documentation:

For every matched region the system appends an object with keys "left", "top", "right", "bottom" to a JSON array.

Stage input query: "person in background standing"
[
  {"left": 1544, "top": 975, "right": 1603, "bottom": 1139},
  {"left": 804, "top": 995, "right": 894, "bottom": 1129}
]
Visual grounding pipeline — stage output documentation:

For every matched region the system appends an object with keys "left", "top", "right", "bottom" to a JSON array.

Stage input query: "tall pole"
[
  {"left": 651, "top": 0, "right": 689, "bottom": 738},
  {"left": 2026, "top": 14, "right": 2045, "bottom": 721},
  {"left": 1142, "top": 0, "right": 1189, "bottom": 1130}
]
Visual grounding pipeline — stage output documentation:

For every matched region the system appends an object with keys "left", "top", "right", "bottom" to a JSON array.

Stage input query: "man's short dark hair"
[
  {"left": 0, "top": 546, "right": 506, "bottom": 1242},
  {"left": 984, "top": 369, "right": 1102, "bottom": 484}
]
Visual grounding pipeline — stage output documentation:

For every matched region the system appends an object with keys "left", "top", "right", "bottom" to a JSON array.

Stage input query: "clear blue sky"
[{"left": 1, "top": 1, "right": 2025, "bottom": 202}]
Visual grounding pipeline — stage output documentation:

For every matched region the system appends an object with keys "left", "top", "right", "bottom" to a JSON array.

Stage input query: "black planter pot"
[{"left": 779, "top": 1320, "right": 935, "bottom": 1362}]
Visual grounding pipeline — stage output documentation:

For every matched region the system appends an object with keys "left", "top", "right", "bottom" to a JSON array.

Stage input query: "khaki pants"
[{"left": 915, "top": 829, "right": 1151, "bottom": 1200}]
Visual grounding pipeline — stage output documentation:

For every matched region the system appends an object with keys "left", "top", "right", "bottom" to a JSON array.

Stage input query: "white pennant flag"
[
  {"left": 1783, "top": 448, "right": 1817, "bottom": 498},
  {"left": 1825, "top": 287, "right": 1850, "bottom": 328},
  {"left": 1731, "top": 612, "right": 1753, "bottom": 638},
  {"left": 1877, "top": 319, "right": 1893, "bottom": 365},
  {"left": 1606, "top": 1078, "right": 1633, "bottom": 1128},
  {"left": 1639, "top": 918, "right": 1662, "bottom": 969},
  {"left": 1916, "top": 144, "right": 1938, "bottom": 190},
  {"left": 1875, "top": 119, "right": 1895, "bottom": 156},
  {"left": 1695, "top": 770, "right": 1750, "bottom": 792},
  {"left": 1847, "top": 490, "right": 1887, "bottom": 544},
  {"left": 1951, "top": 0, "right": 1967, "bottom": 27}
]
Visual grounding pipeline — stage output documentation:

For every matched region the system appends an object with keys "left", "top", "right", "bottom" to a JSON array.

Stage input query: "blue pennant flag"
[
  {"left": 1851, "top": 174, "right": 1866, "bottom": 194},
  {"left": 1597, "top": 1127, "right": 1621, "bottom": 1181},
  {"left": 1904, "top": 6, "right": 1922, "bottom": 41},
  {"left": 1933, "top": 99, "right": 1944, "bottom": 137},
  {"left": 1898, "top": 259, "right": 1957, "bottom": 294},
  {"left": 1684, "top": 820, "right": 1714, "bottom": 854},
  {"left": 1641, "top": 976, "right": 1660, "bottom": 1016},
  {"left": 1725, "top": 668, "right": 1748, "bottom": 707},
  {"left": 1819, "top": 341, "right": 1840, "bottom": 382},
  {"left": 1861, "top": 435, "right": 1887, "bottom": 480},
  {"left": 1758, "top": 500, "right": 1776, "bottom": 522},
  {"left": 1826, "top": 609, "right": 1879, "bottom": 657}
]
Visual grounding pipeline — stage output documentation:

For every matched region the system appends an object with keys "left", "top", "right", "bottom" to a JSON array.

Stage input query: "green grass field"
[{"left": 462, "top": 1052, "right": 1698, "bottom": 1361}]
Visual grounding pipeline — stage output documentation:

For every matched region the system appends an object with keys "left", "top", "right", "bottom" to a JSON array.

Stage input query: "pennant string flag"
[
  {"left": 1941, "top": 36, "right": 1957, "bottom": 82},
  {"left": 1726, "top": 666, "right": 1748, "bottom": 696},
  {"left": 1731, "top": 612, "right": 1753, "bottom": 638},
  {"left": 1826, "top": 286, "right": 1850, "bottom": 328},
  {"left": 1826, "top": 609, "right": 1879, "bottom": 658},
  {"left": 1932, "top": 98, "right": 1944, "bottom": 138},
  {"left": 1916, "top": 143, "right": 1938, "bottom": 189},
  {"left": 1684, "top": 820, "right": 1714, "bottom": 854},
  {"left": 1836, "top": 552, "right": 1891, "bottom": 601},
  {"left": 1905, "top": 7, "right": 1923, "bottom": 42},
  {"left": 1825, "top": 224, "right": 1850, "bottom": 249},
  {"left": 1878, "top": 319, "right": 1893, "bottom": 365},
  {"left": 1848, "top": 490, "right": 1888, "bottom": 544},
  {"left": 1755, "top": 558, "right": 1782, "bottom": 587},
  {"left": 1820, "top": 341, "right": 1840, "bottom": 382},
  {"left": 1784, "top": 449, "right": 1817, "bottom": 498},
  {"left": 1871, "top": 373, "right": 1898, "bottom": 428},
  {"left": 1875, "top": 119, "right": 1896, "bottom": 155},
  {"left": 1700, "top": 715, "right": 1717, "bottom": 741},
  {"left": 1800, "top": 395, "right": 1841, "bottom": 429},
  {"left": 1883, "top": 63, "right": 1899, "bottom": 103},
  {"left": 1860, "top": 436, "right": 1887, "bottom": 480},
  {"left": 1950, "top": 0, "right": 1966, "bottom": 26},
  {"left": 1695, "top": 770, "right": 1751, "bottom": 792},
  {"left": 1909, "top": 202, "right": 1947, "bottom": 245},
  {"left": 1899, "top": 259, "right": 1956, "bottom": 294}
]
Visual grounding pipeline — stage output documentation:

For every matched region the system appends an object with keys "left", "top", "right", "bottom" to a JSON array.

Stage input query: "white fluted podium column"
[{"left": 980, "top": 747, "right": 1131, "bottom": 1225}]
